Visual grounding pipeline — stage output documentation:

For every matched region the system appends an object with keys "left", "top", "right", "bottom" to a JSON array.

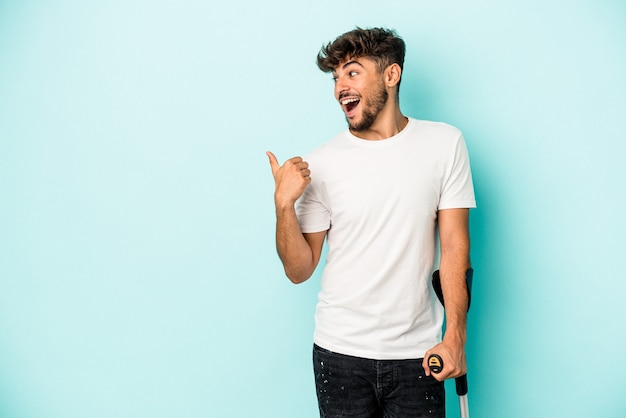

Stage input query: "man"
[{"left": 267, "top": 27, "right": 475, "bottom": 417}]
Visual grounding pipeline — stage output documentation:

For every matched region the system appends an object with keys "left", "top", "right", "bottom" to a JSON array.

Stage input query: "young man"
[{"left": 267, "top": 27, "right": 475, "bottom": 417}]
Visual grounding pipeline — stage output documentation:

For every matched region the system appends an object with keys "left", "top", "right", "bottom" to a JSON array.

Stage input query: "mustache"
[{"left": 338, "top": 92, "right": 360, "bottom": 100}]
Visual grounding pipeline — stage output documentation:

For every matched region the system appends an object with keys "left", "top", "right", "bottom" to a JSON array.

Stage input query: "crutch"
[{"left": 427, "top": 268, "right": 473, "bottom": 418}]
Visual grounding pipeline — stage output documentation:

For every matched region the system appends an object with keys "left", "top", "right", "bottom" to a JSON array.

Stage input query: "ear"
[{"left": 384, "top": 63, "right": 402, "bottom": 88}]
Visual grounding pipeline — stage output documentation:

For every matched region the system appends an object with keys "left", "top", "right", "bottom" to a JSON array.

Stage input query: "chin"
[{"left": 347, "top": 116, "right": 375, "bottom": 133}]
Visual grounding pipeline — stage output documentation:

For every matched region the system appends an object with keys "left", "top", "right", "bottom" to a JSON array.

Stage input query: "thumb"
[
  {"left": 423, "top": 350, "right": 435, "bottom": 376},
  {"left": 422, "top": 355, "right": 431, "bottom": 376},
  {"left": 266, "top": 151, "right": 280, "bottom": 175}
]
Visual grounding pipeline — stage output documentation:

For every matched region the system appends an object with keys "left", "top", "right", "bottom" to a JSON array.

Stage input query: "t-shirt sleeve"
[
  {"left": 438, "top": 134, "right": 477, "bottom": 210},
  {"left": 295, "top": 182, "right": 331, "bottom": 233}
]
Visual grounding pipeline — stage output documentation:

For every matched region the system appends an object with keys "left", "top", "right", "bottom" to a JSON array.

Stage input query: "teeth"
[{"left": 341, "top": 97, "right": 360, "bottom": 105}]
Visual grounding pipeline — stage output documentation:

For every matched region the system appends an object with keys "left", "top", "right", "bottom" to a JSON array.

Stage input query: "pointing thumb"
[{"left": 266, "top": 151, "right": 280, "bottom": 175}]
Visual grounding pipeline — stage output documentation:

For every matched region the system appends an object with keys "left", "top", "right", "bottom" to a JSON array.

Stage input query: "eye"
[
  {"left": 331, "top": 76, "right": 338, "bottom": 83},
  {"left": 349, "top": 71, "right": 358, "bottom": 77}
]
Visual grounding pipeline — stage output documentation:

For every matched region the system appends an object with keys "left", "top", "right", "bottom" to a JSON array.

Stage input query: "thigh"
[
  {"left": 313, "top": 344, "right": 382, "bottom": 418},
  {"left": 383, "top": 359, "right": 445, "bottom": 418}
]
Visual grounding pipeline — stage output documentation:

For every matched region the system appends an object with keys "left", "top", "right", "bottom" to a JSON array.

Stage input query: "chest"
[{"left": 315, "top": 147, "right": 446, "bottom": 221}]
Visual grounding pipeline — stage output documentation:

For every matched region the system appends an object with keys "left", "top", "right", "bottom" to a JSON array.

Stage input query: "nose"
[{"left": 334, "top": 76, "right": 349, "bottom": 98}]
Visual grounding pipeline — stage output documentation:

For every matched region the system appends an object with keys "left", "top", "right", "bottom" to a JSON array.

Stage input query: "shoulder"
[{"left": 409, "top": 118, "right": 462, "bottom": 140}]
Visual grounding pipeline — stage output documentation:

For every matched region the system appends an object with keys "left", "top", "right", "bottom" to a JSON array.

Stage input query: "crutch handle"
[{"left": 427, "top": 354, "right": 444, "bottom": 374}]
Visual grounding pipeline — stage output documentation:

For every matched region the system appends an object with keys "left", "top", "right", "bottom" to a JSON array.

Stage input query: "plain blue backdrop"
[{"left": 1, "top": 1, "right": 625, "bottom": 417}]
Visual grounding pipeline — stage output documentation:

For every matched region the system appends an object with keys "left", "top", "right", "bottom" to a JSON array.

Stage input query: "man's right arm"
[{"left": 267, "top": 151, "right": 327, "bottom": 284}]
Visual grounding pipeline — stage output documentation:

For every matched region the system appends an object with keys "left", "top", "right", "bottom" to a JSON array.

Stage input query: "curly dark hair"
[{"left": 317, "top": 27, "right": 406, "bottom": 88}]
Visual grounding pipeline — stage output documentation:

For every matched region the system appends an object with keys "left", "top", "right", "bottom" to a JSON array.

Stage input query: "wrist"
[
  {"left": 442, "top": 327, "right": 466, "bottom": 346},
  {"left": 274, "top": 197, "right": 296, "bottom": 214}
]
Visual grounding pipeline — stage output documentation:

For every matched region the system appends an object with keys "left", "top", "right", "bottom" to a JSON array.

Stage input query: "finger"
[
  {"left": 296, "top": 162, "right": 309, "bottom": 172},
  {"left": 288, "top": 156, "right": 303, "bottom": 166},
  {"left": 422, "top": 354, "right": 431, "bottom": 376},
  {"left": 266, "top": 151, "right": 280, "bottom": 175}
]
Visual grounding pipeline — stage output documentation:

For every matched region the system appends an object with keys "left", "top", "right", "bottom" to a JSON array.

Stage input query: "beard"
[{"left": 347, "top": 79, "right": 389, "bottom": 132}]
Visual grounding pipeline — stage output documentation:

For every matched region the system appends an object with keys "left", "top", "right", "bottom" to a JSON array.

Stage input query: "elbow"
[
  {"left": 440, "top": 241, "right": 470, "bottom": 267},
  {"left": 284, "top": 267, "right": 313, "bottom": 284},
  {"left": 289, "top": 277, "right": 309, "bottom": 285}
]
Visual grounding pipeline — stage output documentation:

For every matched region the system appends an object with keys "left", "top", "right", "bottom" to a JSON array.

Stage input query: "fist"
[{"left": 266, "top": 151, "right": 311, "bottom": 207}]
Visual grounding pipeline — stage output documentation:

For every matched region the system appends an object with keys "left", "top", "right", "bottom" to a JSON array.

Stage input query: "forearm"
[
  {"left": 275, "top": 204, "right": 316, "bottom": 284},
  {"left": 437, "top": 208, "right": 471, "bottom": 345},
  {"left": 439, "top": 241, "right": 470, "bottom": 344}
]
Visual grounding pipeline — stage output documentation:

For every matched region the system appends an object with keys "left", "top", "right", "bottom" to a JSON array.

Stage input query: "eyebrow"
[
  {"left": 341, "top": 60, "right": 365, "bottom": 70},
  {"left": 332, "top": 60, "right": 365, "bottom": 76}
]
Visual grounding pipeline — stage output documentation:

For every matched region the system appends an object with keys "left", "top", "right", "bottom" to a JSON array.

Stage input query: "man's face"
[{"left": 332, "top": 57, "right": 388, "bottom": 133}]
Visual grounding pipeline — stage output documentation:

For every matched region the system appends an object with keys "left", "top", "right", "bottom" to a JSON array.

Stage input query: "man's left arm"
[{"left": 423, "top": 207, "right": 471, "bottom": 381}]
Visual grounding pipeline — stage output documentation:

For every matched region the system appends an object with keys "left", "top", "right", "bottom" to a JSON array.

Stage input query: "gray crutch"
[{"left": 427, "top": 268, "right": 473, "bottom": 418}]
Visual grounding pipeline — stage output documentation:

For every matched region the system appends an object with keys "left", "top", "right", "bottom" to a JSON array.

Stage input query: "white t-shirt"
[{"left": 296, "top": 118, "right": 476, "bottom": 360}]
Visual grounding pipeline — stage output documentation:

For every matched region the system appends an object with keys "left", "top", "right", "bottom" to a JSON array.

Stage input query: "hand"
[
  {"left": 266, "top": 151, "right": 311, "bottom": 208},
  {"left": 423, "top": 340, "right": 466, "bottom": 382}
]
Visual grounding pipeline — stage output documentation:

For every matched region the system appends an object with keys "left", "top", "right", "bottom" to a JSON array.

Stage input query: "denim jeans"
[{"left": 313, "top": 344, "right": 445, "bottom": 418}]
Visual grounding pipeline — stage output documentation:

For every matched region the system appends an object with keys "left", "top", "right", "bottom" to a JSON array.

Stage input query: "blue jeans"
[{"left": 313, "top": 344, "right": 445, "bottom": 418}]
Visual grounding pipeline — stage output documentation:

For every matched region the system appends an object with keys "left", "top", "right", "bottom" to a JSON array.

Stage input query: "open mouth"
[{"left": 341, "top": 97, "right": 360, "bottom": 116}]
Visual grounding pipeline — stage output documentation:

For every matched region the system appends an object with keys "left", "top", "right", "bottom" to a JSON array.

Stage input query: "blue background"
[{"left": 1, "top": 1, "right": 625, "bottom": 417}]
